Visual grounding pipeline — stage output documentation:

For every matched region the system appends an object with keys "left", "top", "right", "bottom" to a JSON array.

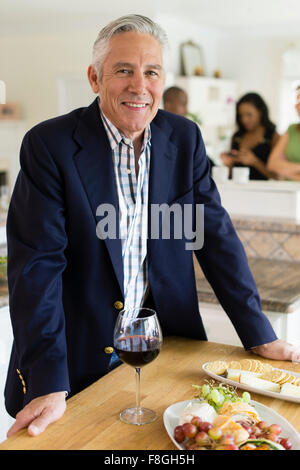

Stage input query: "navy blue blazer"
[{"left": 4, "top": 98, "right": 277, "bottom": 417}]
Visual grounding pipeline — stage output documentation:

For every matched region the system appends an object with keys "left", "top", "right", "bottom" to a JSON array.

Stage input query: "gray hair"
[{"left": 92, "top": 14, "right": 169, "bottom": 80}]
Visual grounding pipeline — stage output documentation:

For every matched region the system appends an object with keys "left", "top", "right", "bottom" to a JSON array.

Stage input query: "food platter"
[
  {"left": 163, "top": 399, "right": 300, "bottom": 450},
  {"left": 202, "top": 362, "right": 300, "bottom": 404}
]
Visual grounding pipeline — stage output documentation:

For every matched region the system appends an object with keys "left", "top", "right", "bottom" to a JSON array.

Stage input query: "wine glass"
[{"left": 113, "top": 307, "right": 163, "bottom": 425}]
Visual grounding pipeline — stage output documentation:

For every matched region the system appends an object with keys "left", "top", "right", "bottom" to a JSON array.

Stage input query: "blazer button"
[
  {"left": 113, "top": 301, "right": 124, "bottom": 310},
  {"left": 104, "top": 347, "right": 114, "bottom": 354}
]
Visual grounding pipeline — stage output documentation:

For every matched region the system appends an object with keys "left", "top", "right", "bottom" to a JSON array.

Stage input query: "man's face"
[{"left": 88, "top": 32, "right": 164, "bottom": 142}]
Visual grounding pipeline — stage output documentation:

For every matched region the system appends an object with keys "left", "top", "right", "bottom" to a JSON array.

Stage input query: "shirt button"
[
  {"left": 126, "top": 168, "right": 132, "bottom": 174},
  {"left": 113, "top": 300, "right": 124, "bottom": 310},
  {"left": 104, "top": 347, "right": 114, "bottom": 354}
]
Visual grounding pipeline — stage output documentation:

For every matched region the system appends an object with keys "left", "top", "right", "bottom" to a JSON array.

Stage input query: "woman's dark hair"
[{"left": 234, "top": 92, "right": 276, "bottom": 137}]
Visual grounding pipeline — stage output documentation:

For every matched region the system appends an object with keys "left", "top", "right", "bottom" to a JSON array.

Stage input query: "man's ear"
[{"left": 87, "top": 65, "right": 100, "bottom": 93}]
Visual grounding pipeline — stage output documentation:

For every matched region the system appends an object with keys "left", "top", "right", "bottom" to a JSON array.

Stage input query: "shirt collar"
[{"left": 98, "top": 99, "right": 151, "bottom": 151}]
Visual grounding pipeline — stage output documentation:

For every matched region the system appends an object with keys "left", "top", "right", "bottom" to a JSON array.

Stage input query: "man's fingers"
[
  {"left": 6, "top": 392, "right": 66, "bottom": 438},
  {"left": 7, "top": 408, "right": 39, "bottom": 437},
  {"left": 28, "top": 408, "right": 55, "bottom": 436},
  {"left": 28, "top": 398, "right": 66, "bottom": 436}
]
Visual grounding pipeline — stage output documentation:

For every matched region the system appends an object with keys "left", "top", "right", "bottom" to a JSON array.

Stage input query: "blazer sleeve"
[
  {"left": 192, "top": 125, "right": 277, "bottom": 349},
  {"left": 7, "top": 127, "right": 70, "bottom": 405}
]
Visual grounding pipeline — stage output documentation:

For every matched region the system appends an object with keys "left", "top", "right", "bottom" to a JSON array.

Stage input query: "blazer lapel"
[
  {"left": 148, "top": 115, "right": 177, "bottom": 269},
  {"left": 73, "top": 99, "right": 124, "bottom": 296}
]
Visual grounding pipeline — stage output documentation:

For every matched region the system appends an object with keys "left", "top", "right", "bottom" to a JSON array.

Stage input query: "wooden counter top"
[
  {"left": 195, "top": 257, "right": 300, "bottom": 314},
  {"left": 1, "top": 337, "right": 300, "bottom": 450}
]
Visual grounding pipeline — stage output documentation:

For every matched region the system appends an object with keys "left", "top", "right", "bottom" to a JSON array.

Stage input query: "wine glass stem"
[{"left": 135, "top": 367, "right": 141, "bottom": 413}]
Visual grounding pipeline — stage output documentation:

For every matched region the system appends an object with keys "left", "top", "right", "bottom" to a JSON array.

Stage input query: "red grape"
[
  {"left": 195, "top": 431, "right": 211, "bottom": 446},
  {"left": 251, "top": 425, "right": 262, "bottom": 437},
  {"left": 199, "top": 421, "right": 212, "bottom": 433},
  {"left": 174, "top": 425, "right": 185, "bottom": 443},
  {"left": 191, "top": 416, "right": 202, "bottom": 428},
  {"left": 269, "top": 424, "right": 282, "bottom": 435},
  {"left": 182, "top": 422, "right": 197, "bottom": 438},
  {"left": 267, "top": 432, "right": 280, "bottom": 443},
  {"left": 257, "top": 421, "right": 269, "bottom": 431},
  {"left": 279, "top": 438, "right": 292, "bottom": 450}
]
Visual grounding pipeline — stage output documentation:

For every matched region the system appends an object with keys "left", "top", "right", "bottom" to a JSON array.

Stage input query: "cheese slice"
[
  {"left": 240, "top": 373, "right": 280, "bottom": 392},
  {"left": 280, "top": 382, "right": 300, "bottom": 398},
  {"left": 227, "top": 369, "right": 260, "bottom": 382},
  {"left": 226, "top": 368, "right": 242, "bottom": 382}
]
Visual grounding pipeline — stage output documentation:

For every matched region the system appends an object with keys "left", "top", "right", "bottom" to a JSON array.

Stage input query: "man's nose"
[{"left": 127, "top": 71, "right": 146, "bottom": 95}]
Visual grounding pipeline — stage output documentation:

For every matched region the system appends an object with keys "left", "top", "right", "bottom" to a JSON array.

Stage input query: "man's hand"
[
  {"left": 7, "top": 391, "right": 66, "bottom": 438},
  {"left": 251, "top": 339, "right": 300, "bottom": 362}
]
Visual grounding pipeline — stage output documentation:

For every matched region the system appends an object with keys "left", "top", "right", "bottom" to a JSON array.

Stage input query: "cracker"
[
  {"left": 255, "top": 360, "right": 264, "bottom": 374},
  {"left": 228, "top": 360, "right": 242, "bottom": 370},
  {"left": 250, "top": 359, "right": 259, "bottom": 372},
  {"left": 206, "top": 360, "right": 228, "bottom": 375},
  {"left": 260, "top": 362, "right": 273, "bottom": 375},
  {"left": 281, "top": 374, "right": 297, "bottom": 385},
  {"left": 240, "top": 359, "right": 254, "bottom": 371},
  {"left": 294, "top": 378, "right": 300, "bottom": 386},
  {"left": 278, "top": 372, "right": 293, "bottom": 385},
  {"left": 260, "top": 369, "right": 286, "bottom": 383}
]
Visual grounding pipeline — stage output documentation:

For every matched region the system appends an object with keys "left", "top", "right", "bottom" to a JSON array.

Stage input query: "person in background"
[
  {"left": 162, "top": 86, "right": 188, "bottom": 116},
  {"left": 267, "top": 86, "right": 300, "bottom": 180},
  {"left": 162, "top": 85, "right": 215, "bottom": 172},
  {"left": 221, "top": 92, "right": 280, "bottom": 180}
]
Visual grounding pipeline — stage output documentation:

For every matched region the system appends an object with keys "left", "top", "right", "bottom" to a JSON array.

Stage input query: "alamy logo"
[{"left": 96, "top": 203, "right": 204, "bottom": 251}]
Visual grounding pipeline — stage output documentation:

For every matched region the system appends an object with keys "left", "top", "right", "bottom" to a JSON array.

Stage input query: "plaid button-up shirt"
[{"left": 100, "top": 107, "right": 151, "bottom": 309}]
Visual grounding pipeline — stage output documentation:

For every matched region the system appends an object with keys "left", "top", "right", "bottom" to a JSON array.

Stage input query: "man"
[
  {"left": 162, "top": 86, "right": 188, "bottom": 116},
  {"left": 5, "top": 14, "right": 300, "bottom": 438}
]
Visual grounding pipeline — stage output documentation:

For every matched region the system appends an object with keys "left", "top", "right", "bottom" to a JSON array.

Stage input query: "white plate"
[
  {"left": 202, "top": 362, "right": 300, "bottom": 404},
  {"left": 163, "top": 399, "right": 300, "bottom": 450}
]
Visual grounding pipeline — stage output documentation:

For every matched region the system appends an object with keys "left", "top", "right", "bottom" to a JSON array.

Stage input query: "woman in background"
[
  {"left": 267, "top": 86, "right": 300, "bottom": 180},
  {"left": 221, "top": 92, "right": 280, "bottom": 180}
]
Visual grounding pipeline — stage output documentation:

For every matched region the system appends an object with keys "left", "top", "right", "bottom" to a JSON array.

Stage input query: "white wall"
[{"left": 0, "top": 29, "right": 100, "bottom": 131}]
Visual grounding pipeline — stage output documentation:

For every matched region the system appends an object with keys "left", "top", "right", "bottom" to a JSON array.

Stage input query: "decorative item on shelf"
[
  {"left": 194, "top": 66, "right": 204, "bottom": 76},
  {"left": 0, "top": 80, "right": 6, "bottom": 104},
  {"left": 213, "top": 69, "right": 222, "bottom": 79},
  {"left": 180, "top": 40, "right": 206, "bottom": 77},
  {"left": 0, "top": 102, "right": 21, "bottom": 120}
]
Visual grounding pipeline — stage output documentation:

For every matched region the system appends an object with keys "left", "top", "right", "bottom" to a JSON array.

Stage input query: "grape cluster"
[
  {"left": 174, "top": 417, "right": 239, "bottom": 450},
  {"left": 192, "top": 381, "right": 250, "bottom": 411},
  {"left": 174, "top": 417, "right": 292, "bottom": 451}
]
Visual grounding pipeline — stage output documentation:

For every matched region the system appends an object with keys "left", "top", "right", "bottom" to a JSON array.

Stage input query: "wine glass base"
[{"left": 120, "top": 407, "right": 157, "bottom": 425}]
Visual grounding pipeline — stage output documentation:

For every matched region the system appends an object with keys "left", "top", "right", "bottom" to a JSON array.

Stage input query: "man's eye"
[
  {"left": 146, "top": 71, "right": 158, "bottom": 77},
  {"left": 117, "top": 69, "right": 131, "bottom": 74}
]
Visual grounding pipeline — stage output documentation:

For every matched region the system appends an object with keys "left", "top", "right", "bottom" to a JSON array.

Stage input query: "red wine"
[{"left": 115, "top": 335, "right": 161, "bottom": 367}]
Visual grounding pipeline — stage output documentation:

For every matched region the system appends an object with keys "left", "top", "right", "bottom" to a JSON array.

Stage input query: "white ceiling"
[{"left": 1, "top": 0, "right": 300, "bottom": 34}]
